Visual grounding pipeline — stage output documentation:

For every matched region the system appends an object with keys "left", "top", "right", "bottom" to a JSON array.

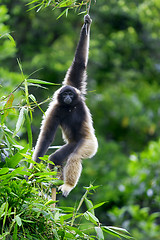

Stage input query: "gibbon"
[{"left": 31, "top": 14, "right": 98, "bottom": 197}]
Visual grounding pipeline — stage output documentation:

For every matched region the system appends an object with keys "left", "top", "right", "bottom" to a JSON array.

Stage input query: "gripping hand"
[
  {"left": 84, "top": 14, "right": 92, "bottom": 35},
  {"left": 84, "top": 14, "right": 92, "bottom": 25}
]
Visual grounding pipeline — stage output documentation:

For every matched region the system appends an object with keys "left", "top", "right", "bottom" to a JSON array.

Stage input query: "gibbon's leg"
[
  {"left": 59, "top": 137, "right": 98, "bottom": 197},
  {"left": 63, "top": 14, "right": 92, "bottom": 95},
  {"left": 48, "top": 142, "right": 80, "bottom": 169},
  {"left": 59, "top": 154, "right": 82, "bottom": 197}
]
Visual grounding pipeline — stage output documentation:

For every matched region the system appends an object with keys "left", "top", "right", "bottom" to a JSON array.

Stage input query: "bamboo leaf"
[
  {"left": 87, "top": 211, "right": 99, "bottom": 224},
  {"left": 5, "top": 145, "right": 29, "bottom": 168},
  {"left": 0, "top": 168, "right": 9, "bottom": 176},
  {"left": 66, "top": 225, "right": 84, "bottom": 237},
  {"left": 13, "top": 107, "right": 25, "bottom": 137},
  {"left": 84, "top": 212, "right": 89, "bottom": 221},
  {"left": 57, "top": 8, "right": 69, "bottom": 19},
  {"left": 33, "top": 171, "right": 57, "bottom": 176},
  {"left": 95, "top": 227, "right": 104, "bottom": 240},
  {"left": 29, "top": 94, "right": 45, "bottom": 114},
  {"left": 0, "top": 203, "right": 7, "bottom": 218},
  {"left": 102, "top": 226, "right": 121, "bottom": 239},
  {"left": 29, "top": 94, "right": 36, "bottom": 102},
  {"left": 102, "top": 226, "right": 133, "bottom": 239},
  {"left": 1, "top": 93, "right": 14, "bottom": 124},
  {"left": 109, "top": 226, "right": 131, "bottom": 235},
  {"left": 27, "top": 79, "right": 60, "bottom": 85},
  {"left": 44, "top": 199, "right": 57, "bottom": 206},
  {"left": 6, "top": 33, "right": 16, "bottom": 47},
  {"left": 85, "top": 197, "right": 94, "bottom": 215},
  {"left": 59, "top": 0, "right": 73, "bottom": 7},
  {"left": 84, "top": 185, "right": 101, "bottom": 191},
  {"left": 24, "top": 110, "right": 32, "bottom": 149},
  {"left": 88, "top": 202, "right": 106, "bottom": 212},
  {"left": 14, "top": 215, "right": 22, "bottom": 227}
]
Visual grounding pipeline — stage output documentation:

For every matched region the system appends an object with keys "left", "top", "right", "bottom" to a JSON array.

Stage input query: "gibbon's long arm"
[
  {"left": 63, "top": 14, "right": 92, "bottom": 95},
  {"left": 32, "top": 108, "right": 59, "bottom": 163}
]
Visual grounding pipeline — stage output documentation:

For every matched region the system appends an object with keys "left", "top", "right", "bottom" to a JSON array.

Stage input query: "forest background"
[{"left": 1, "top": 0, "right": 160, "bottom": 239}]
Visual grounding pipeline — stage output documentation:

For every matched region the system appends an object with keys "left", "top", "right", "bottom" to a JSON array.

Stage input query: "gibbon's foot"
[
  {"left": 58, "top": 183, "right": 74, "bottom": 197},
  {"left": 84, "top": 14, "right": 92, "bottom": 25}
]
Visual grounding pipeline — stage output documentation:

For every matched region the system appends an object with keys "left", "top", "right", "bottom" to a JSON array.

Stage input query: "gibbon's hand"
[
  {"left": 84, "top": 14, "right": 92, "bottom": 35},
  {"left": 84, "top": 14, "right": 92, "bottom": 25}
]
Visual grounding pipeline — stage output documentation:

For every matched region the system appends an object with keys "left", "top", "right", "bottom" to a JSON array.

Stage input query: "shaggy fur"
[{"left": 31, "top": 14, "right": 98, "bottom": 197}]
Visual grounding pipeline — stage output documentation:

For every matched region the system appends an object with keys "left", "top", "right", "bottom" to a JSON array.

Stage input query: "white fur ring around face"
[{"left": 58, "top": 184, "right": 74, "bottom": 197}]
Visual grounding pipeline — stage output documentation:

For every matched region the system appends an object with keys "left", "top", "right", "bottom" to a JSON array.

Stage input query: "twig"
[
  {"left": 87, "top": 0, "right": 92, "bottom": 14},
  {"left": 51, "top": 187, "right": 56, "bottom": 208}
]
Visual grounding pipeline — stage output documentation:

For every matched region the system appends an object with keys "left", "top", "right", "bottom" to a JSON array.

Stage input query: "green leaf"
[
  {"left": 109, "top": 226, "right": 131, "bottom": 235},
  {"left": 5, "top": 145, "right": 28, "bottom": 168},
  {"left": 88, "top": 202, "right": 106, "bottom": 212},
  {"left": 33, "top": 171, "right": 57, "bottom": 176},
  {"left": 108, "top": 226, "right": 133, "bottom": 239},
  {"left": 0, "top": 203, "right": 7, "bottom": 218},
  {"left": 27, "top": 79, "right": 60, "bottom": 85},
  {"left": 102, "top": 226, "right": 121, "bottom": 239},
  {"left": 29, "top": 94, "right": 45, "bottom": 114},
  {"left": 60, "top": 213, "right": 73, "bottom": 221},
  {"left": 25, "top": 110, "right": 32, "bottom": 149},
  {"left": 87, "top": 211, "right": 99, "bottom": 224},
  {"left": 21, "top": 219, "right": 34, "bottom": 223},
  {"left": 44, "top": 199, "right": 57, "bottom": 206},
  {"left": 84, "top": 185, "right": 101, "bottom": 191},
  {"left": 59, "top": 207, "right": 74, "bottom": 213},
  {"left": 6, "top": 33, "right": 16, "bottom": 47},
  {"left": 84, "top": 211, "right": 99, "bottom": 225},
  {"left": 1, "top": 93, "right": 14, "bottom": 124},
  {"left": 85, "top": 197, "right": 94, "bottom": 215},
  {"left": 19, "top": 153, "right": 32, "bottom": 159},
  {"left": 57, "top": 8, "right": 69, "bottom": 19},
  {"left": 59, "top": 0, "right": 73, "bottom": 7},
  {"left": 52, "top": 229, "right": 60, "bottom": 240},
  {"left": 13, "top": 223, "right": 18, "bottom": 240},
  {"left": 95, "top": 227, "right": 104, "bottom": 240},
  {"left": 13, "top": 107, "right": 25, "bottom": 137},
  {"left": 29, "top": 94, "right": 36, "bottom": 102},
  {"left": 14, "top": 215, "right": 22, "bottom": 226},
  {"left": 66, "top": 225, "right": 84, "bottom": 237},
  {"left": 2, "top": 201, "right": 8, "bottom": 230},
  {"left": 0, "top": 168, "right": 9, "bottom": 176},
  {"left": 84, "top": 212, "right": 89, "bottom": 221},
  {"left": 102, "top": 226, "right": 133, "bottom": 239},
  {"left": 11, "top": 167, "right": 25, "bottom": 175}
]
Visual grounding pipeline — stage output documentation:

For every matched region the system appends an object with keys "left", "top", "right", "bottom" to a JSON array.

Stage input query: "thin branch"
[{"left": 87, "top": 0, "right": 91, "bottom": 14}]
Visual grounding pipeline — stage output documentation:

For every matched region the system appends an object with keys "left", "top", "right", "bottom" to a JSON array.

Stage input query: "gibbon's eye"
[{"left": 68, "top": 91, "right": 74, "bottom": 98}]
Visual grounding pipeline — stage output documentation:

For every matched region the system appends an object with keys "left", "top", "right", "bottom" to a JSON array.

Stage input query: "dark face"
[
  {"left": 59, "top": 86, "right": 78, "bottom": 106},
  {"left": 62, "top": 90, "right": 74, "bottom": 105}
]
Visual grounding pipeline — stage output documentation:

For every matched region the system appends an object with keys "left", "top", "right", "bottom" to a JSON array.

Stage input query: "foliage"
[
  {"left": 0, "top": 161, "right": 132, "bottom": 239},
  {"left": 27, "top": 0, "right": 92, "bottom": 17},
  {"left": 108, "top": 140, "right": 160, "bottom": 240}
]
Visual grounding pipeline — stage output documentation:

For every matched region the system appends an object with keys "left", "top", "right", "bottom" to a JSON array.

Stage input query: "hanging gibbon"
[{"left": 30, "top": 14, "right": 98, "bottom": 197}]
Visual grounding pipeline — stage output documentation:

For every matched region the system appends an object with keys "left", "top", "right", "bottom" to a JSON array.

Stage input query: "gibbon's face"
[
  {"left": 62, "top": 90, "right": 74, "bottom": 104},
  {"left": 59, "top": 86, "right": 78, "bottom": 106}
]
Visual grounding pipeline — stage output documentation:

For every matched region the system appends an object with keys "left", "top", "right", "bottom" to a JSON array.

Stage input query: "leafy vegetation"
[{"left": 1, "top": 0, "right": 160, "bottom": 239}]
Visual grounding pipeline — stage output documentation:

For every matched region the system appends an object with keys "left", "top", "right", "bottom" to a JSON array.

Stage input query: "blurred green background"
[{"left": 1, "top": 0, "right": 160, "bottom": 239}]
